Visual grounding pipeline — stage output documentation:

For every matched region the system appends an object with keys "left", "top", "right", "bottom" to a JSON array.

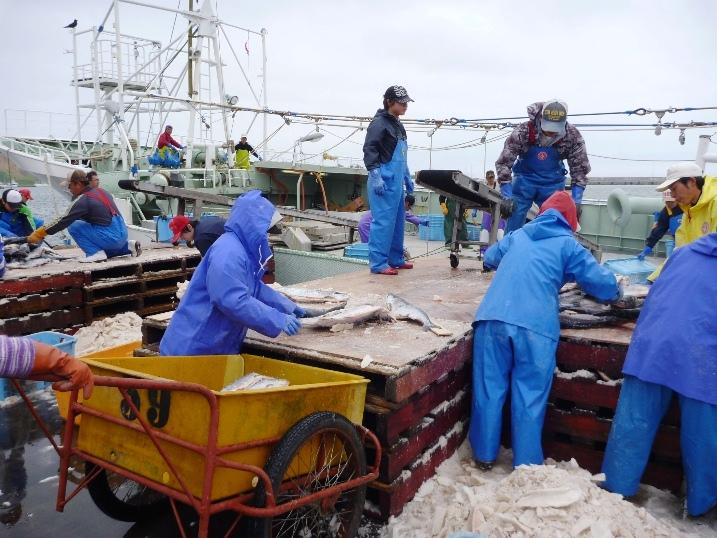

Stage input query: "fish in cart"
[
  {"left": 385, "top": 294, "right": 452, "bottom": 336},
  {"left": 301, "top": 304, "right": 393, "bottom": 330}
]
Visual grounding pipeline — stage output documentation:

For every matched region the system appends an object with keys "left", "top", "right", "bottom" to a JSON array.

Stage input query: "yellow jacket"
[{"left": 648, "top": 175, "right": 717, "bottom": 280}]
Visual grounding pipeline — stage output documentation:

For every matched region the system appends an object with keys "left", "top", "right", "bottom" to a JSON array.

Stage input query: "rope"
[{"left": 587, "top": 153, "right": 693, "bottom": 162}]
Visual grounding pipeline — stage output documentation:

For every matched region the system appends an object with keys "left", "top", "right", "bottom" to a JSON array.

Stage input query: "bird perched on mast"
[{"left": 64, "top": 19, "right": 78, "bottom": 29}]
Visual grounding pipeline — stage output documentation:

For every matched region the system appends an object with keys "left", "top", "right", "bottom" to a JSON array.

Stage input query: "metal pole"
[
  {"left": 261, "top": 28, "right": 268, "bottom": 152},
  {"left": 72, "top": 25, "right": 83, "bottom": 152},
  {"left": 92, "top": 32, "right": 102, "bottom": 143},
  {"left": 113, "top": 0, "right": 127, "bottom": 170},
  {"left": 211, "top": 36, "right": 230, "bottom": 143}
]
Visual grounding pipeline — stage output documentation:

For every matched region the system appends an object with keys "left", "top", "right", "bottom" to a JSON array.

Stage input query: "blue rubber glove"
[
  {"left": 499, "top": 182, "right": 513, "bottom": 199},
  {"left": 571, "top": 184, "right": 585, "bottom": 205},
  {"left": 404, "top": 173, "right": 415, "bottom": 194},
  {"left": 637, "top": 246, "right": 653, "bottom": 260},
  {"left": 368, "top": 168, "right": 385, "bottom": 196},
  {"left": 283, "top": 314, "right": 302, "bottom": 336},
  {"left": 419, "top": 218, "right": 430, "bottom": 226},
  {"left": 293, "top": 306, "right": 307, "bottom": 318}
]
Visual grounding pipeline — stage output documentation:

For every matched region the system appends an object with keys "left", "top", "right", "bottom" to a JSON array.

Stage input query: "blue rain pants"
[
  {"left": 469, "top": 320, "right": 558, "bottom": 467},
  {"left": 602, "top": 375, "right": 717, "bottom": 516},
  {"left": 367, "top": 139, "right": 407, "bottom": 272},
  {"left": 68, "top": 215, "right": 130, "bottom": 258},
  {"left": 505, "top": 145, "right": 567, "bottom": 234}
]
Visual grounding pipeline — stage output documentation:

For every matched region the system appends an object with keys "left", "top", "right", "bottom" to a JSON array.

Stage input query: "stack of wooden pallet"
[{"left": 0, "top": 249, "right": 201, "bottom": 336}]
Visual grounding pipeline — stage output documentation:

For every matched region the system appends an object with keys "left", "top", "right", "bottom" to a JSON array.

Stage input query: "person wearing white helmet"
[
  {"left": 234, "top": 135, "right": 262, "bottom": 169},
  {"left": 647, "top": 162, "right": 717, "bottom": 280},
  {"left": 637, "top": 190, "right": 683, "bottom": 260}
]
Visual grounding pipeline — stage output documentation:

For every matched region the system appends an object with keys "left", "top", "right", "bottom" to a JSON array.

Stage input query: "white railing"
[
  {"left": 264, "top": 149, "right": 365, "bottom": 169},
  {"left": 2, "top": 109, "right": 81, "bottom": 140},
  {"left": 0, "top": 136, "right": 75, "bottom": 165},
  {"left": 74, "top": 38, "right": 163, "bottom": 90}
]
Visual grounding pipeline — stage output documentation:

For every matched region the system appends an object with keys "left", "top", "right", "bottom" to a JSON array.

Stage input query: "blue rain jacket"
[
  {"left": 622, "top": 233, "right": 717, "bottom": 405},
  {"left": 160, "top": 190, "right": 297, "bottom": 356},
  {"left": 0, "top": 209, "right": 43, "bottom": 238},
  {"left": 476, "top": 209, "right": 619, "bottom": 340}
]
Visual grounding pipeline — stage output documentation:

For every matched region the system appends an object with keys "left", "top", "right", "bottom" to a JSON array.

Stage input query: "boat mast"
[{"left": 261, "top": 28, "right": 268, "bottom": 149}]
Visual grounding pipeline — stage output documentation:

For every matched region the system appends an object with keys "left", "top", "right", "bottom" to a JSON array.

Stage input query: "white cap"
[
  {"left": 269, "top": 209, "right": 283, "bottom": 228},
  {"left": 3, "top": 189, "right": 23, "bottom": 207},
  {"left": 656, "top": 162, "right": 703, "bottom": 192}
]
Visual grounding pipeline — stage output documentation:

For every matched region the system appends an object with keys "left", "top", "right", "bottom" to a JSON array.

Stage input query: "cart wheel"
[
  {"left": 85, "top": 462, "right": 169, "bottom": 522},
  {"left": 251, "top": 412, "right": 367, "bottom": 538},
  {"left": 450, "top": 253, "right": 459, "bottom": 268}
]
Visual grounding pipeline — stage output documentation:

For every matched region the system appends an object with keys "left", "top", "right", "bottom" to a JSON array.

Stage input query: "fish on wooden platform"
[
  {"left": 385, "top": 294, "right": 452, "bottom": 336},
  {"left": 301, "top": 304, "right": 393, "bottom": 330}
]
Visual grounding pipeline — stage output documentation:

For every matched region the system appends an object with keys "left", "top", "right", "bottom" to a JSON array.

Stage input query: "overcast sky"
[{"left": 1, "top": 0, "right": 716, "bottom": 178}]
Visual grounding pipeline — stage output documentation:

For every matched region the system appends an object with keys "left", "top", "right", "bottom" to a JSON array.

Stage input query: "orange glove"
[
  {"left": 27, "top": 226, "right": 48, "bottom": 245},
  {"left": 30, "top": 342, "right": 94, "bottom": 399}
]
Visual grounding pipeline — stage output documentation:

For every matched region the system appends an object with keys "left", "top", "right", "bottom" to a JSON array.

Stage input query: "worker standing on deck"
[
  {"left": 470, "top": 191, "right": 619, "bottom": 469},
  {"left": 496, "top": 101, "right": 590, "bottom": 233},
  {"left": 647, "top": 163, "right": 717, "bottom": 280},
  {"left": 169, "top": 214, "right": 227, "bottom": 257},
  {"left": 234, "top": 135, "right": 262, "bottom": 169},
  {"left": 363, "top": 85, "right": 415, "bottom": 275},
  {"left": 602, "top": 233, "right": 717, "bottom": 517},
  {"left": 637, "top": 190, "right": 683, "bottom": 260},
  {"left": 160, "top": 190, "right": 304, "bottom": 356},
  {"left": 26, "top": 170, "right": 141, "bottom": 263},
  {"left": 0, "top": 189, "right": 43, "bottom": 238},
  {"left": 156, "top": 125, "right": 185, "bottom": 161},
  {"left": 358, "top": 194, "right": 429, "bottom": 242}
]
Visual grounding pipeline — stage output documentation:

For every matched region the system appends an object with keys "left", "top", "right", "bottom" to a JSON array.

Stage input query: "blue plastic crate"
[
  {"left": 344, "top": 242, "right": 370, "bottom": 260},
  {"left": 28, "top": 331, "right": 77, "bottom": 355},
  {"left": 418, "top": 214, "right": 445, "bottom": 241},
  {"left": 603, "top": 257, "right": 656, "bottom": 284},
  {"left": 0, "top": 332, "right": 77, "bottom": 400},
  {"left": 154, "top": 216, "right": 173, "bottom": 242}
]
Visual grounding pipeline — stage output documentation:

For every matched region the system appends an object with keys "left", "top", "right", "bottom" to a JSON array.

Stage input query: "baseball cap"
[
  {"left": 540, "top": 100, "right": 568, "bottom": 135},
  {"left": 18, "top": 188, "right": 33, "bottom": 201},
  {"left": 2, "top": 189, "right": 23, "bottom": 209},
  {"left": 383, "top": 85, "right": 414, "bottom": 104},
  {"left": 656, "top": 162, "right": 703, "bottom": 192},
  {"left": 169, "top": 215, "right": 191, "bottom": 243}
]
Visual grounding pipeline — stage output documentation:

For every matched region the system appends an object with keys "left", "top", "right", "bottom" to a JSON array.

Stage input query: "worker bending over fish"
[
  {"left": 0, "top": 189, "right": 43, "bottom": 238},
  {"left": 470, "top": 191, "right": 620, "bottom": 469},
  {"left": 496, "top": 100, "right": 590, "bottom": 233},
  {"left": 602, "top": 233, "right": 717, "bottom": 517},
  {"left": 169, "top": 214, "right": 227, "bottom": 257},
  {"left": 160, "top": 190, "right": 304, "bottom": 355},
  {"left": 27, "top": 170, "right": 140, "bottom": 263},
  {"left": 362, "top": 85, "right": 415, "bottom": 275}
]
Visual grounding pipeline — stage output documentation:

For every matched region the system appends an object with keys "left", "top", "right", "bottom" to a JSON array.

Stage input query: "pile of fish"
[
  {"left": 221, "top": 372, "right": 289, "bottom": 392},
  {"left": 2, "top": 243, "right": 70, "bottom": 269},
  {"left": 559, "top": 281, "right": 650, "bottom": 329}
]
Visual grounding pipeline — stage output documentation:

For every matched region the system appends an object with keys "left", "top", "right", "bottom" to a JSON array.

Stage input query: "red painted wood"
[
  {"left": 374, "top": 367, "right": 469, "bottom": 446},
  {"left": 370, "top": 424, "right": 467, "bottom": 521},
  {"left": 557, "top": 340, "right": 627, "bottom": 378},
  {"left": 387, "top": 333, "right": 472, "bottom": 402},
  {"left": 380, "top": 391, "right": 469, "bottom": 482},
  {"left": 0, "top": 289, "right": 84, "bottom": 318},
  {"left": 0, "top": 273, "right": 86, "bottom": 296}
]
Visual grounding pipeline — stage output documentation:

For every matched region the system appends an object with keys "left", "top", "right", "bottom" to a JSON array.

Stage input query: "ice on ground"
[
  {"left": 383, "top": 441, "right": 715, "bottom": 538},
  {"left": 74, "top": 312, "right": 142, "bottom": 356}
]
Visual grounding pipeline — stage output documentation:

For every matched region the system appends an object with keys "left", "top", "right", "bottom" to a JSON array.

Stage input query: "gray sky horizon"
[{"left": 1, "top": 0, "right": 716, "bottom": 179}]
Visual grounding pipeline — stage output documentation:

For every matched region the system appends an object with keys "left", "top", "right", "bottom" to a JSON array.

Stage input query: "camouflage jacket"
[{"left": 495, "top": 102, "right": 591, "bottom": 188}]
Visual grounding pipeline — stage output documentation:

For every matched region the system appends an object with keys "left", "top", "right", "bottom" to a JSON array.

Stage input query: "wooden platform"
[
  {"left": 138, "top": 255, "right": 685, "bottom": 520},
  {"left": 0, "top": 247, "right": 202, "bottom": 335}
]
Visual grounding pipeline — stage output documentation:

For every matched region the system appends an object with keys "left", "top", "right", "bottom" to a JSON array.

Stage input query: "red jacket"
[{"left": 157, "top": 131, "right": 181, "bottom": 149}]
